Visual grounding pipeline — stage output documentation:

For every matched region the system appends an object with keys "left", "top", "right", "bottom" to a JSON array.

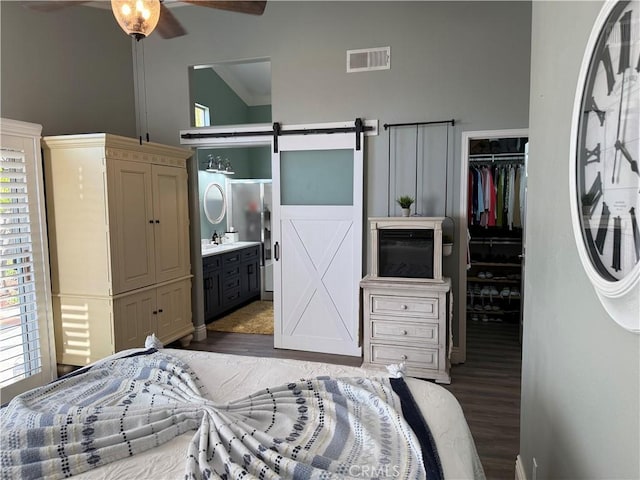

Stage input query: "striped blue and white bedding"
[{"left": 1, "top": 348, "right": 485, "bottom": 480}]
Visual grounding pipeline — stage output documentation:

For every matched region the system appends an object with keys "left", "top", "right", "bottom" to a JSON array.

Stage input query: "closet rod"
[
  {"left": 383, "top": 119, "right": 455, "bottom": 129},
  {"left": 468, "top": 158, "right": 524, "bottom": 164}
]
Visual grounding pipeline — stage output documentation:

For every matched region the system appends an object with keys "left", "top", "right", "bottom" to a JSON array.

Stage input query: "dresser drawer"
[
  {"left": 223, "top": 252, "right": 241, "bottom": 265},
  {"left": 203, "top": 255, "right": 221, "bottom": 271},
  {"left": 370, "top": 295, "right": 438, "bottom": 319},
  {"left": 241, "top": 246, "right": 260, "bottom": 261},
  {"left": 370, "top": 344, "right": 439, "bottom": 370},
  {"left": 222, "top": 287, "right": 241, "bottom": 306},
  {"left": 223, "top": 276, "right": 241, "bottom": 290},
  {"left": 371, "top": 320, "right": 438, "bottom": 344},
  {"left": 224, "top": 265, "right": 241, "bottom": 277}
]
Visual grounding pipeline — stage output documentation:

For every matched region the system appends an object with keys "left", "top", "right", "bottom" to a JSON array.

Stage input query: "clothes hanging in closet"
[{"left": 468, "top": 163, "right": 524, "bottom": 229}]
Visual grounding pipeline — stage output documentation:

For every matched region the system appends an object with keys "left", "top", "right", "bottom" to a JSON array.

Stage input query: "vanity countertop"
[{"left": 202, "top": 241, "right": 261, "bottom": 258}]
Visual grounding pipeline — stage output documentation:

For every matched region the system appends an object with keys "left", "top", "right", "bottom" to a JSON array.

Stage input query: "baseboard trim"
[
  {"left": 515, "top": 454, "right": 527, "bottom": 480},
  {"left": 193, "top": 324, "right": 207, "bottom": 342},
  {"left": 451, "top": 346, "right": 464, "bottom": 364}
]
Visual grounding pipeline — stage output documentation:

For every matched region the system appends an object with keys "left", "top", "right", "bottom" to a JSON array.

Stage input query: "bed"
[{"left": 1, "top": 347, "right": 485, "bottom": 479}]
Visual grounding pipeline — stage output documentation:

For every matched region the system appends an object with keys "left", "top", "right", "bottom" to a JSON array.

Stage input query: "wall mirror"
[{"left": 203, "top": 182, "right": 226, "bottom": 224}]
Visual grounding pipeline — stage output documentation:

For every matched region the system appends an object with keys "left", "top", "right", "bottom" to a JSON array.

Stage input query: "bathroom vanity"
[{"left": 202, "top": 242, "right": 261, "bottom": 322}]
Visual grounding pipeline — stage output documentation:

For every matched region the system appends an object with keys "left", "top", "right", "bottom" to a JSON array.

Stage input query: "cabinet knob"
[
  {"left": 158, "top": 309, "right": 163, "bottom": 313},
  {"left": 400, "top": 354, "right": 408, "bottom": 361},
  {"left": 152, "top": 310, "right": 158, "bottom": 315},
  {"left": 400, "top": 304, "right": 408, "bottom": 310},
  {"left": 401, "top": 330, "right": 408, "bottom": 335}
]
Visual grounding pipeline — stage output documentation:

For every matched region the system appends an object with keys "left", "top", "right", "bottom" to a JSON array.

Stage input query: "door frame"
[
  {"left": 455, "top": 128, "right": 529, "bottom": 364},
  {"left": 179, "top": 120, "right": 377, "bottom": 343}
]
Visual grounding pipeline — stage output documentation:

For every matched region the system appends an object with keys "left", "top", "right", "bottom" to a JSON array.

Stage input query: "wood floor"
[
  {"left": 174, "top": 319, "right": 521, "bottom": 480},
  {"left": 444, "top": 320, "right": 522, "bottom": 480}
]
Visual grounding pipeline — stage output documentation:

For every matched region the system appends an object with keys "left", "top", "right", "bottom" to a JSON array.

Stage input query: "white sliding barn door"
[{"left": 272, "top": 132, "right": 363, "bottom": 356}]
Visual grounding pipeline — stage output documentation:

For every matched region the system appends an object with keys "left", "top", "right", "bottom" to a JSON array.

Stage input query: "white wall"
[
  {"left": 0, "top": 2, "right": 136, "bottom": 137},
  {"left": 521, "top": 1, "right": 640, "bottom": 478},
  {"left": 136, "top": 0, "right": 532, "bottom": 346}
]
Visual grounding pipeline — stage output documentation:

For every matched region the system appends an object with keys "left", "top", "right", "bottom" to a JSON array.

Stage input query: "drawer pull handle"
[
  {"left": 401, "top": 330, "right": 408, "bottom": 335},
  {"left": 400, "top": 304, "right": 408, "bottom": 310},
  {"left": 400, "top": 354, "right": 408, "bottom": 360}
]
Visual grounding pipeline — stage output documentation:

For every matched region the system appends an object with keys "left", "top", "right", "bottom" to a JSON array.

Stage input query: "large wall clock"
[{"left": 570, "top": 0, "right": 640, "bottom": 332}]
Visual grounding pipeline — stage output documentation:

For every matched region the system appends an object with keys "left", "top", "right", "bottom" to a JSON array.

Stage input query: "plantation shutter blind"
[{"left": 0, "top": 119, "right": 56, "bottom": 404}]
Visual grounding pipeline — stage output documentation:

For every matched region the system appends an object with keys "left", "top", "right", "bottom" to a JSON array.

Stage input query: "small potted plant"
[{"left": 396, "top": 195, "right": 414, "bottom": 217}]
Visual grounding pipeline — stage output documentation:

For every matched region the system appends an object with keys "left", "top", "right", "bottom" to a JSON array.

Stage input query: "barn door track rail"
[{"left": 180, "top": 118, "right": 377, "bottom": 152}]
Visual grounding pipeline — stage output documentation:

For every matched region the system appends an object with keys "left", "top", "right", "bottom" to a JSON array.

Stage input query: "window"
[
  {"left": 194, "top": 103, "right": 211, "bottom": 127},
  {"left": 0, "top": 120, "right": 56, "bottom": 404}
]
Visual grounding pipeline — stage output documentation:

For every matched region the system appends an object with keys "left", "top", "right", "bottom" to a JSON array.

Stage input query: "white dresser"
[
  {"left": 42, "top": 134, "right": 194, "bottom": 367},
  {"left": 360, "top": 275, "right": 451, "bottom": 383}
]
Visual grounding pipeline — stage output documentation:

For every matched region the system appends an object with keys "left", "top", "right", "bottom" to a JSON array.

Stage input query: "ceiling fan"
[{"left": 27, "top": 0, "right": 267, "bottom": 40}]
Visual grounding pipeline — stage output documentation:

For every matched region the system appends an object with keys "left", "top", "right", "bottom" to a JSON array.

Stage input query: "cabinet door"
[
  {"left": 203, "top": 271, "right": 221, "bottom": 321},
  {"left": 155, "top": 279, "right": 192, "bottom": 340},
  {"left": 203, "top": 259, "right": 221, "bottom": 321},
  {"left": 113, "top": 289, "right": 156, "bottom": 351},
  {"left": 152, "top": 165, "right": 190, "bottom": 284},
  {"left": 243, "top": 260, "right": 261, "bottom": 297},
  {"left": 108, "top": 159, "right": 156, "bottom": 294}
]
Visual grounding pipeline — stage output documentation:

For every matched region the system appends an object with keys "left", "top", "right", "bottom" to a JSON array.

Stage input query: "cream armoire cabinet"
[{"left": 42, "top": 134, "right": 194, "bottom": 367}]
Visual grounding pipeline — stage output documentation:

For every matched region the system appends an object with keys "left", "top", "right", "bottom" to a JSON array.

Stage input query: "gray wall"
[
  {"left": 136, "top": 0, "right": 532, "bottom": 348},
  {"left": 521, "top": 1, "right": 640, "bottom": 478},
  {"left": 0, "top": 2, "right": 136, "bottom": 137},
  {"left": 139, "top": 1, "right": 532, "bottom": 160},
  {"left": 248, "top": 105, "right": 272, "bottom": 124}
]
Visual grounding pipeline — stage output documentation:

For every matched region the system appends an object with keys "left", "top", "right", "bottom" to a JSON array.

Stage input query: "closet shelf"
[
  {"left": 467, "top": 308, "right": 521, "bottom": 316},
  {"left": 469, "top": 238, "right": 522, "bottom": 246},
  {"left": 471, "top": 261, "right": 521, "bottom": 268},
  {"left": 468, "top": 277, "right": 521, "bottom": 284},
  {"left": 467, "top": 292, "right": 522, "bottom": 300},
  {"left": 468, "top": 153, "right": 525, "bottom": 163}
]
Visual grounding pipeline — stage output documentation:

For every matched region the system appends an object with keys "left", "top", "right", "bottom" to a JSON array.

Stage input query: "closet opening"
[{"left": 456, "top": 129, "right": 528, "bottom": 364}]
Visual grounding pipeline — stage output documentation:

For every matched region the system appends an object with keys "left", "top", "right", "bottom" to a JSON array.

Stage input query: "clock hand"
[
  {"left": 612, "top": 70, "right": 627, "bottom": 183},
  {"left": 615, "top": 140, "right": 639, "bottom": 176}
]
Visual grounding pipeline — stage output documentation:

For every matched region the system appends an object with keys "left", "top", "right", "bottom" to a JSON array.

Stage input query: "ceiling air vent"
[{"left": 347, "top": 46, "right": 390, "bottom": 73}]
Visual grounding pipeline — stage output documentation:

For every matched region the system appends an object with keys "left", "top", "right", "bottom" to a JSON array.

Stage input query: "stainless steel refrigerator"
[{"left": 226, "top": 179, "right": 273, "bottom": 300}]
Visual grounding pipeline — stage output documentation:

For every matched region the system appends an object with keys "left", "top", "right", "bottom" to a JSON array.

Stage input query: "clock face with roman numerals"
[{"left": 576, "top": 0, "right": 640, "bottom": 283}]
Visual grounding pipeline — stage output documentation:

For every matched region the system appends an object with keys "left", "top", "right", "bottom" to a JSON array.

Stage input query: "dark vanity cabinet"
[
  {"left": 203, "top": 255, "right": 222, "bottom": 322},
  {"left": 203, "top": 244, "right": 261, "bottom": 323},
  {"left": 240, "top": 246, "right": 260, "bottom": 299}
]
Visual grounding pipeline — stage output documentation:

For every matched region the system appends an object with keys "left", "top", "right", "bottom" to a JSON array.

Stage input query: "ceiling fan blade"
[
  {"left": 156, "top": 2, "right": 188, "bottom": 39},
  {"left": 181, "top": 1, "right": 266, "bottom": 16}
]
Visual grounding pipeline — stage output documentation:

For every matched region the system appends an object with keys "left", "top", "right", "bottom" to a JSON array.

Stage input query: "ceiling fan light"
[{"left": 111, "top": 0, "right": 161, "bottom": 40}]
